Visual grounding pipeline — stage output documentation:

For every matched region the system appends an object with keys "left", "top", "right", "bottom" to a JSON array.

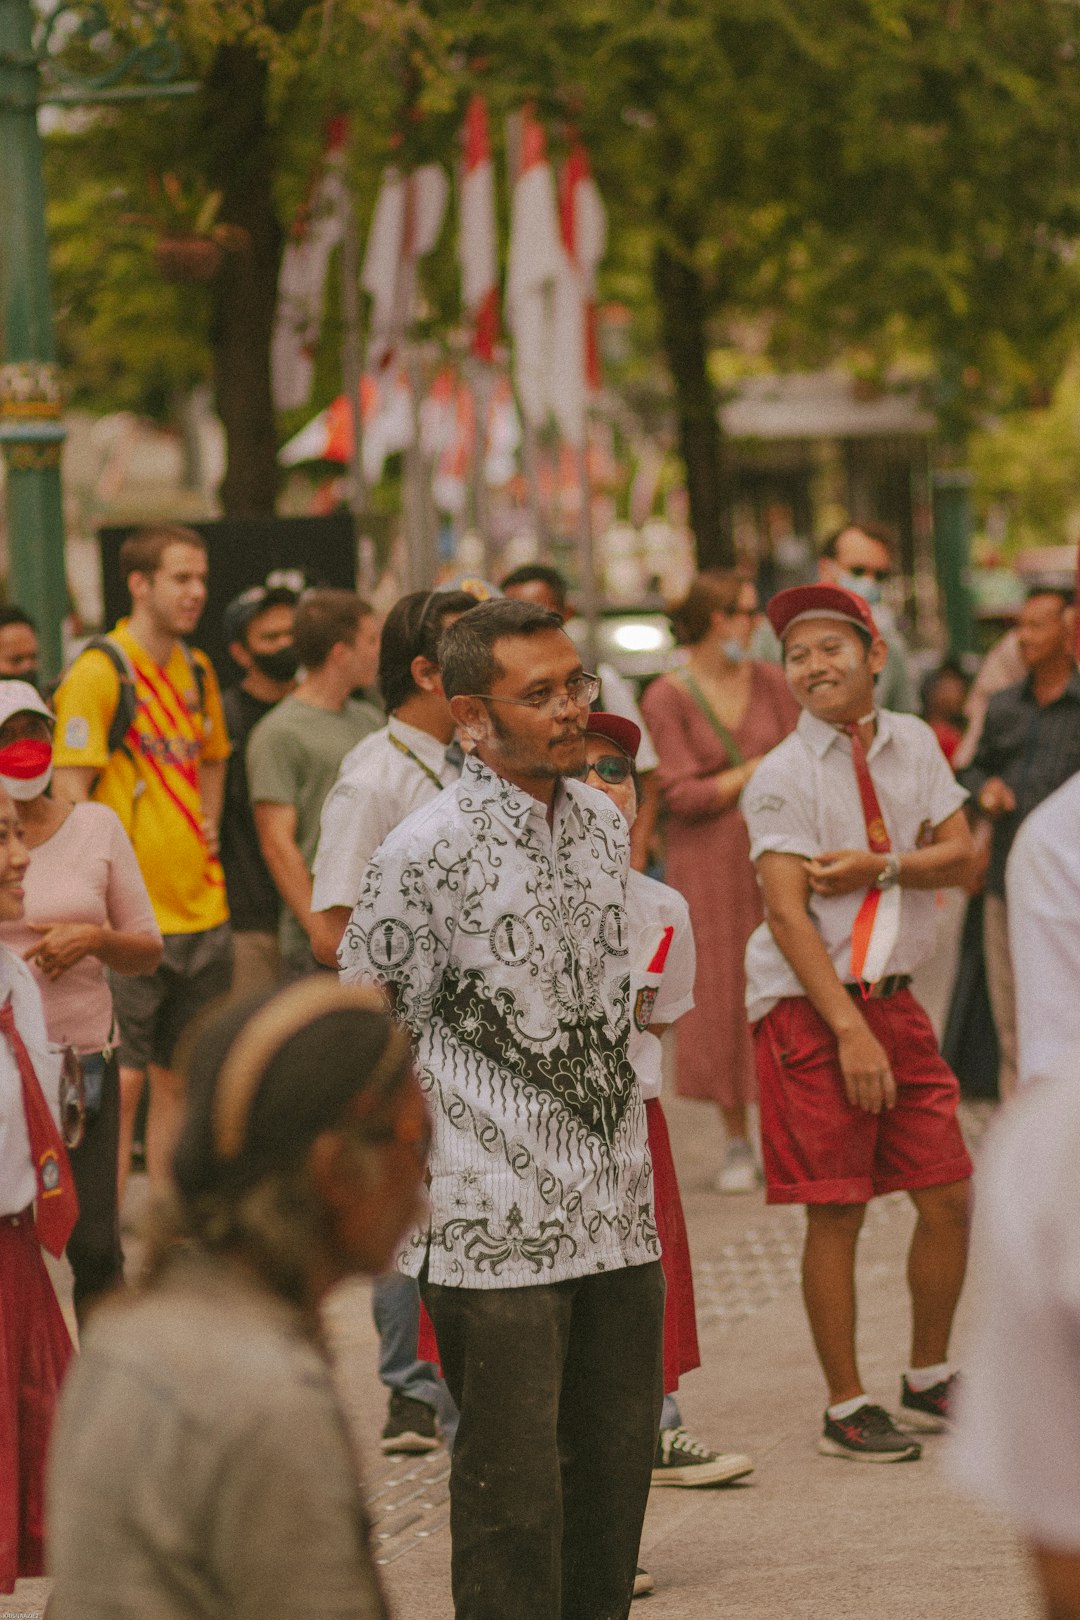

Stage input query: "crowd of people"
[{"left": 0, "top": 516, "right": 1075, "bottom": 1616}]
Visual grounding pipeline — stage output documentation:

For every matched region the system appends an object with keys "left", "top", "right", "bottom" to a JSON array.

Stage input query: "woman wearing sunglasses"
[{"left": 579, "top": 712, "right": 754, "bottom": 1593}]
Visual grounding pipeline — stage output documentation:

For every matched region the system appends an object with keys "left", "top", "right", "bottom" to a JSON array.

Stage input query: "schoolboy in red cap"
[{"left": 742, "top": 584, "right": 975, "bottom": 1461}]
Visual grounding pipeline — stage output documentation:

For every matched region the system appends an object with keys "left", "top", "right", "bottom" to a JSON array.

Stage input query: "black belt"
[{"left": 844, "top": 974, "right": 912, "bottom": 1001}]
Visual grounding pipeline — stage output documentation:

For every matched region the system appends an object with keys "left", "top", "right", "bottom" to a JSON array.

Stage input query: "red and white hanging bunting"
[
  {"left": 458, "top": 96, "right": 500, "bottom": 363},
  {"left": 550, "top": 140, "right": 607, "bottom": 447},
  {"left": 271, "top": 116, "right": 350, "bottom": 413},
  {"left": 362, "top": 163, "right": 449, "bottom": 373},
  {"left": 505, "top": 105, "right": 563, "bottom": 428}
]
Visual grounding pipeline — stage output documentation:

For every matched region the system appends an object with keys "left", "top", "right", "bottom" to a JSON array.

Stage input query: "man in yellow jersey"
[{"left": 52, "top": 525, "right": 232, "bottom": 1196}]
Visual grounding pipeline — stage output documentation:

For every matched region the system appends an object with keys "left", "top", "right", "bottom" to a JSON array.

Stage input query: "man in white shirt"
[
  {"left": 341, "top": 599, "right": 663, "bottom": 1620},
  {"left": 308, "top": 587, "right": 475, "bottom": 1457},
  {"left": 1006, "top": 769, "right": 1080, "bottom": 1089},
  {"left": 743, "top": 583, "right": 974, "bottom": 1462},
  {"left": 949, "top": 1074, "right": 1080, "bottom": 1620}
]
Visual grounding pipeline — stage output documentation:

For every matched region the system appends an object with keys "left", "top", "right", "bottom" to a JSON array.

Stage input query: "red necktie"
[
  {"left": 843, "top": 723, "right": 892, "bottom": 990},
  {"left": 0, "top": 998, "right": 78, "bottom": 1257}
]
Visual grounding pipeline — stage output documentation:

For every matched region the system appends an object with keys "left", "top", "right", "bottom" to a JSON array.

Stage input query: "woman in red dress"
[{"left": 642, "top": 571, "right": 799, "bottom": 1192}]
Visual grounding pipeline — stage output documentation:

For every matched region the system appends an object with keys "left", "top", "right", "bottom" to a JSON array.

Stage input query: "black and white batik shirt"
[{"left": 340, "top": 754, "right": 659, "bottom": 1289}]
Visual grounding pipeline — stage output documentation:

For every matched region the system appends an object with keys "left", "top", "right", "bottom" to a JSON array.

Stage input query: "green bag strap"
[{"left": 675, "top": 670, "right": 746, "bottom": 768}]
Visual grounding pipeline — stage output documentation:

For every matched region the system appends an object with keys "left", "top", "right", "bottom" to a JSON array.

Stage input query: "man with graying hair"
[{"left": 341, "top": 598, "right": 663, "bottom": 1620}]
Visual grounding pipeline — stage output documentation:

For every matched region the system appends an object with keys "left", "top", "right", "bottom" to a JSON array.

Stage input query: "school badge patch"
[{"left": 634, "top": 985, "right": 658, "bottom": 1032}]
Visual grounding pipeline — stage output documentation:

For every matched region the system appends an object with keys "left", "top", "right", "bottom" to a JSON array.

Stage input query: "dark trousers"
[
  {"left": 68, "top": 1053, "right": 124, "bottom": 1325},
  {"left": 422, "top": 1261, "right": 665, "bottom": 1620}
]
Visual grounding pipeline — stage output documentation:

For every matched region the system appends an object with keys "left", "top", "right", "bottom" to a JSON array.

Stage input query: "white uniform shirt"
[
  {"left": 597, "top": 663, "right": 660, "bottom": 774},
  {"left": 311, "top": 718, "right": 460, "bottom": 916},
  {"left": 0, "top": 947, "right": 62, "bottom": 1218},
  {"left": 948, "top": 1074, "right": 1080, "bottom": 1549},
  {"left": 626, "top": 871, "right": 695, "bottom": 1101},
  {"left": 340, "top": 755, "right": 659, "bottom": 1290},
  {"left": 742, "top": 709, "right": 968, "bottom": 1022},
  {"left": 1006, "top": 772, "right": 1080, "bottom": 1089}
]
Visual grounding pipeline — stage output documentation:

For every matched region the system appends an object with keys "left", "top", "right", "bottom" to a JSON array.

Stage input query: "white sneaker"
[{"left": 716, "top": 1140, "right": 760, "bottom": 1195}]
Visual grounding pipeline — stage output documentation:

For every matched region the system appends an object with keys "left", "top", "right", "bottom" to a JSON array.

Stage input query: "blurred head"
[
  {"left": 0, "top": 609, "right": 40, "bottom": 687},
  {"left": 121, "top": 525, "right": 209, "bottom": 639},
  {"left": 500, "top": 565, "right": 569, "bottom": 620},
  {"left": 160, "top": 981, "right": 429, "bottom": 1303},
  {"left": 377, "top": 589, "right": 480, "bottom": 714},
  {"left": 0, "top": 681, "right": 55, "bottom": 802},
  {"left": 669, "top": 571, "right": 758, "bottom": 659},
  {"left": 921, "top": 661, "right": 969, "bottom": 726},
  {"left": 819, "top": 522, "right": 895, "bottom": 607},
  {"left": 581, "top": 713, "right": 641, "bottom": 826},
  {"left": 225, "top": 586, "right": 299, "bottom": 686},
  {"left": 441, "top": 600, "right": 592, "bottom": 785},
  {"left": 294, "top": 590, "right": 380, "bottom": 687},
  {"left": 0, "top": 787, "right": 29, "bottom": 921},
  {"left": 1017, "top": 589, "right": 1074, "bottom": 674}
]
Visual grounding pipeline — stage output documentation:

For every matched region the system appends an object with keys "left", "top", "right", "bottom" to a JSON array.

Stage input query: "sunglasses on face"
[
  {"left": 848, "top": 566, "right": 890, "bottom": 584},
  {"left": 579, "top": 753, "right": 633, "bottom": 785}
]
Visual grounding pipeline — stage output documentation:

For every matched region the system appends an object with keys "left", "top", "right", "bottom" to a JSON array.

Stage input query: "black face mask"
[{"left": 251, "top": 647, "right": 298, "bottom": 683}]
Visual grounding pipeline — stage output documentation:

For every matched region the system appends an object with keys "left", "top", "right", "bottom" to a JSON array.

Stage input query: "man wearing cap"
[
  {"left": 220, "top": 585, "right": 299, "bottom": 999},
  {"left": 742, "top": 583, "right": 974, "bottom": 1461}
]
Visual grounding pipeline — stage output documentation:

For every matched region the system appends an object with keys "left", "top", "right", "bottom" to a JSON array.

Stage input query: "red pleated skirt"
[
  {"left": 417, "top": 1099, "right": 701, "bottom": 1396},
  {"left": 0, "top": 1215, "right": 73, "bottom": 1591}
]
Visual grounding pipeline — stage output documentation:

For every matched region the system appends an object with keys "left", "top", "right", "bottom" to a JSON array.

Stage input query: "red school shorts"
[{"left": 752, "top": 989, "right": 973, "bottom": 1206}]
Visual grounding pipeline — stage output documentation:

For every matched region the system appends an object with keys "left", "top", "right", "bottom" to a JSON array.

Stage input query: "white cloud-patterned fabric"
[{"left": 340, "top": 755, "right": 659, "bottom": 1289}]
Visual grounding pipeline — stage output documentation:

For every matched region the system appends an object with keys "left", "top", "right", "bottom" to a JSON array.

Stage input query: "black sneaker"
[
  {"left": 652, "top": 1426, "right": 754, "bottom": 1487},
  {"left": 633, "top": 1566, "right": 655, "bottom": 1599},
  {"left": 900, "top": 1372, "right": 958, "bottom": 1432},
  {"left": 819, "top": 1402, "right": 922, "bottom": 1463},
  {"left": 380, "top": 1391, "right": 440, "bottom": 1455}
]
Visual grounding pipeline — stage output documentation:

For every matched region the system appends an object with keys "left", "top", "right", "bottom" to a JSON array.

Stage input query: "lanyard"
[{"left": 388, "top": 731, "right": 445, "bottom": 792}]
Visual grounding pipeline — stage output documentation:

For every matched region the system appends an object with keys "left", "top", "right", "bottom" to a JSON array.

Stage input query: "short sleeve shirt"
[
  {"left": 742, "top": 709, "right": 968, "bottom": 1021},
  {"left": 52, "top": 622, "right": 230, "bottom": 936},
  {"left": 1006, "top": 772, "right": 1080, "bottom": 1089},
  {"left": 339, "top": 756, "right": 659, "bottom": 1290},
  {"left": 0, "top": 947, "right": 62, "bottom": 1217},
  {"left": 948, "top": 1074, "right": 1080, "bottom": 1551},
  {"left": 626, "top": 871, "right": 695, "bottom": 1101}
]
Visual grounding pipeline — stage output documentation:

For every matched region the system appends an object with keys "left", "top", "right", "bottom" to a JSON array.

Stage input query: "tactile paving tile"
[{"left": 367, "top": 1452, "right": 452, "bottom": 1565}]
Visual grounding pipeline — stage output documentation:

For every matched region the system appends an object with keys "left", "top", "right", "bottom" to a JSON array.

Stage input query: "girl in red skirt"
[{"left": 0, "top": 786, "right": 75, "bottom": 1591}]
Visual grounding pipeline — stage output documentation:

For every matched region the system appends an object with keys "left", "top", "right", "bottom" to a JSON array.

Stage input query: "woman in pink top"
[
  {"left": 641, "top": 572, "right": 799, "bottom": 1193},
  {"left": 0, "top": 684, "right": 161, "bottom": 1321}
]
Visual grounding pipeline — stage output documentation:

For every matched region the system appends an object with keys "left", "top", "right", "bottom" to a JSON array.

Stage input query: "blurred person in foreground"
[
  {"left": 957, "top": 587, "right": 1080, "bottom": 1099},
  {"left": 949, "top": 1072, "right": 1080, "bottom": 1620},
  {"left": 0, "top": 607, "right": 40, "bottom": 688},
  {"left": 744, "top": 584, "right": 973, "bottom": 1461},
  {"left": 0, "top": 683, "right": 161, "bottom": 1324},
  {"left": 1006, "top": 766, "right": 1080, "bottom": 1090},
  {"left": 341, "top": 599, "right": 663, "bottom": 1620},
  {"left": 0, "top": 784, "right": 76, "bottom": 1592},
  {"left": 247, "top": 590, "right": 381, "bottom": 981},
  {"left": 641, "top": 570, "right": 799, "bottom": 1192},
  {"left": 219, "top": 584, "right": 299, "bottom": 999},
  {"left": 500, "top": 563, "right": 661, "bottom": 870},
  {"left": 47, "top": 978, "right": 427, "bottom": 1620},
  {"left": 52, "top": 525, "right": 232, "bottom": 1195}
]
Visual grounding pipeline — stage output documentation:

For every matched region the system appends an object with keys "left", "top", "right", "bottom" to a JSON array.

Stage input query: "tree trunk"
[
  {"left": 652, "top": 237, "right": 733, "bottom": 569},
  {"left": 201, "top": 43, "right": 281, "bottom": 517}
]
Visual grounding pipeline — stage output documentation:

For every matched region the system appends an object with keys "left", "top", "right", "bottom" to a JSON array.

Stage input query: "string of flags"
[{"left": 270, "top": 98, "right": 608, "bottom": 483}]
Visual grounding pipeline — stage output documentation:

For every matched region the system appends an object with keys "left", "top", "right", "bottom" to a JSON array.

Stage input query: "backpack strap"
[{"left": 81, "top": 636, "right": 138, "bottom": 760}]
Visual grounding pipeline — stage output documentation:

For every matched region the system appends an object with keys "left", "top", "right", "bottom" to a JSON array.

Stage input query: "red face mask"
[{"left": 0, "top": 739, "right": 52, "bottom": 780}]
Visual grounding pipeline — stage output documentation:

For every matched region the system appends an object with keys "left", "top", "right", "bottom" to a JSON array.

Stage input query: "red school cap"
[
  {"left": 585, "top": 711, "right": 642, "bottom": 762},
  {"left": 766, "top": 583, "right": 880, "bottom": 643}
]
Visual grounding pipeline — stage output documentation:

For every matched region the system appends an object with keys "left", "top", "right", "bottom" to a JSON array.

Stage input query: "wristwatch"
[{"left": 875, "top": 852, "right": 902, "bottom": 890}]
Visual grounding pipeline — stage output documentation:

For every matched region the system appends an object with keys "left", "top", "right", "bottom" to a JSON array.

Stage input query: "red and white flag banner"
[
  {"left": 505, "top": 104, "right": 563, "bottom": 428},
  {"left": 458, "top": 95, "right": 500, "bottom": 363},
  {"left": 271, "top": 116, "right": 350, "bottom": 413},
  {"left": 551, "top": 140, "right": 607, "bottom": 448},
  {"left": 362, "top": 163, "right": 449, "bottom": 373}
]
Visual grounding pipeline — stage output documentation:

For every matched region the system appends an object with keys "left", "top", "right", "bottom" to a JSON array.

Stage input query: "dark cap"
[
  {"left": 766, "top": 583, "right": 880, "bottom": 642},
  {"left": 223, "top": 583, "right": 299, "bottom": 646},
  {"left": 586, "top": 710, "right": 642, "bottom": 761}
]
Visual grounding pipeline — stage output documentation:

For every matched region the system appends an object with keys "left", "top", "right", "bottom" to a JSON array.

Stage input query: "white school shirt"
[
  {"left": 340, "top": 755, "right": 659, "bottom": 1290},
  {"left": 310, "top": 718, "right": 460, "bottom": 917},
  {"left": 626, "top": 870, "right": 695, "bottom": 1101},
  {"left": 0, "top": 946, "right": 63, "bottom": 1219},
  {"left": 948, "top": 1074, "right": 1080, "bottom": 1549},
  {"left": 1006, "top": 771, "right": 1080, "bottom": 1089},
  {"left": 741, "top": 708, "right": 968, "bottom": 1022}
]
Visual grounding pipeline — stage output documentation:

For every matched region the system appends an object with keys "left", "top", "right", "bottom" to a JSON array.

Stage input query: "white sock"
[
  {"left": 905, "top": 1362, "right": 952, "bottom": 1392},
  {"left": 827, "top": 1394, "right": 870, "bottom": 1421}
]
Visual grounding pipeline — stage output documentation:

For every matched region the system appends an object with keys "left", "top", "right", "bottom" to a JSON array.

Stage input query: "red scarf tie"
[
  {"left": 843, "top": 723, "right": 893, "bottom": 991},
  {"left": 0, "top": 998, "right": 78, "bottom": 1257}
]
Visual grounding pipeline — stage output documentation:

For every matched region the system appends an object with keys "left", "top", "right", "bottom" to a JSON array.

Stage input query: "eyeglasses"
[
  {"left": 848, "top": 566, "right": 890, "bottom": 584},
  {"left": 469, "top": 672, "right": 600, "bottom": 717},
  {"left": 577, "top": 753, "right": 632, "bottom": 785}
]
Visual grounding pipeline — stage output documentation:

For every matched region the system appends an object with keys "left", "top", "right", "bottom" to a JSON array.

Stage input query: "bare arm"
[
  {"left": 24, "top": 924, "right": 162, "bottom": 981},
  {"left": 629, "top": 771, "right": 660, "bottom": 873},
  {"left": 804, "top": 808, "right": 975, "bottom": 899},
  {"left": 1031, "top": 1546, "right": 1080, "bottom": 1620},
  {"left": 757, "top": 851, "right": 895, "bottom": 1113},
  {"left": 199, "top": 758, "right": 226, "bottom": 857},
  {"left": 309, "top": 905, "right": 351, "bottom": 968},
  {"left": 253, "top": 802, "right": 314, "bottom": 940},
  {"left": 715, "top": 755, "right": 764, "bottom": 812},
  {"left": 52, "top": 766, "right": 96, "bottom": 805}
]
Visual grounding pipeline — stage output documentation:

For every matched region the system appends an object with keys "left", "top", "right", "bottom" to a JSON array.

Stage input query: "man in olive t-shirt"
[{"left": 247, "top": 591, "right": 381, "bottom": 976}]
